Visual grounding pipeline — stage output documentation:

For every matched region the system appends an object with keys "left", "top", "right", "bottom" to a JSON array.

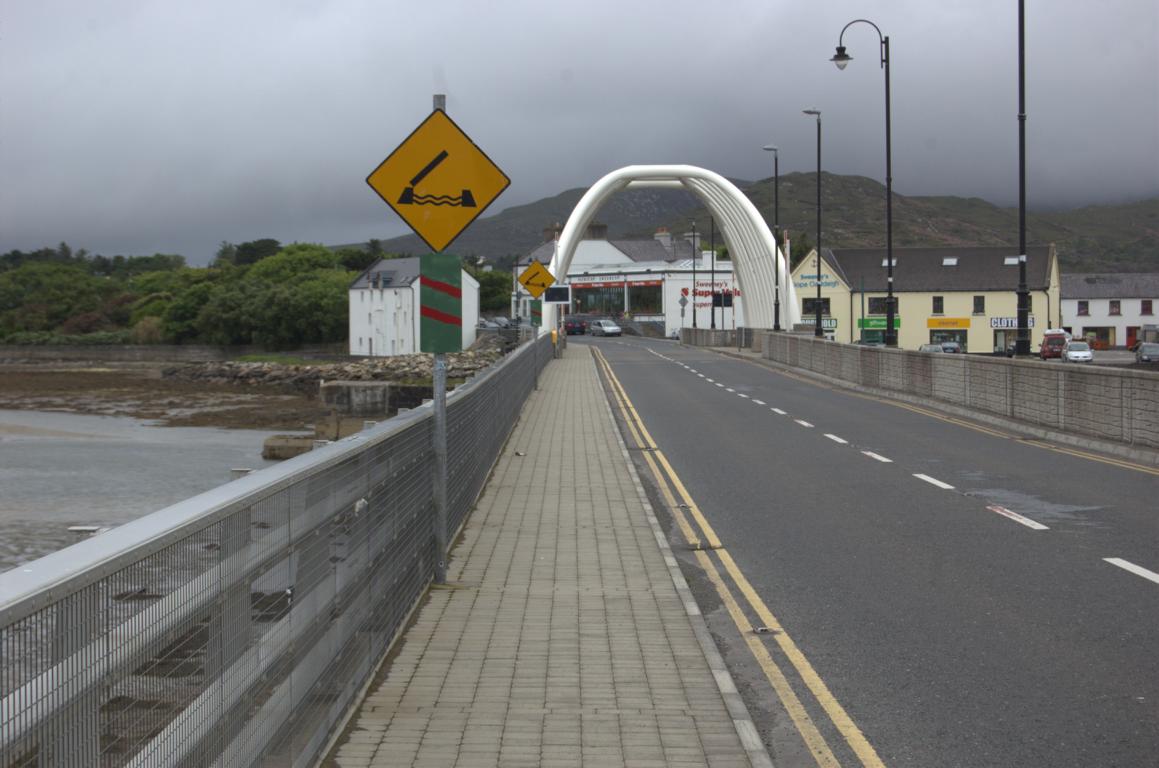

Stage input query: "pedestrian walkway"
[{"left": 324, "top": 344, "right": 769, "bottom": 768}]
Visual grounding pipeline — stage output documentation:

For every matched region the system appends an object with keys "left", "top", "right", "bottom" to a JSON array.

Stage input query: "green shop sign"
[{"left": 857, "top": 317, "right": 902, "bottom": 329}]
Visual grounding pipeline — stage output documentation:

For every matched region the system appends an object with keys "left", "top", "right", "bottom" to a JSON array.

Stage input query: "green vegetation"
[{"left": 234, "top": 353, "right": 316, "bottom": 365}]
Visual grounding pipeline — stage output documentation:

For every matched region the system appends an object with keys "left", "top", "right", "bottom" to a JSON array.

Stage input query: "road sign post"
[{"left": 367, "top": 95, "right": 509, "bottom": 585}]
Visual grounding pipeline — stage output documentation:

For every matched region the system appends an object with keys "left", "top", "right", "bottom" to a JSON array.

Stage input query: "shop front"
[
  {"left": 927, "top": 317, "right": 971, "bottom": 347},
  {"left": 857, "top": 316, "right": 901, "bottom": 344}
]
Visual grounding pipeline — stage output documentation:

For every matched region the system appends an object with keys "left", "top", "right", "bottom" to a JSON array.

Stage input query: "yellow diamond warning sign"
[
  {"left": 518, "top": 261, "right": 555, "bottom": 299},
  {"left": 367, "top": 110, "right": 510, "bottom": 253}
]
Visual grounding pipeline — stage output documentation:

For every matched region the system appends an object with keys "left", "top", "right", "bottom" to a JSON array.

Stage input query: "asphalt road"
[{"left": 581, "top": 335, "right": 1159, "bottom": 768}]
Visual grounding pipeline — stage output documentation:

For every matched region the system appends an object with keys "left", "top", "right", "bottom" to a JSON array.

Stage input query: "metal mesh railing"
[{"left": 0, "top": 334, "right": 551, "bottom": 768}]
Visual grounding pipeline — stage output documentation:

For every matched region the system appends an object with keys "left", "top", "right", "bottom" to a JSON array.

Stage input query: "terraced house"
[{"left": 1060, "top": 272, "right": 1159, "bottom": 349}]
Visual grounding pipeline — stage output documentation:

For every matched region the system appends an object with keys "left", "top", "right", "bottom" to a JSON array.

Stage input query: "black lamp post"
[
  {"left": 690, "top": 220, "right": 698, "bottom": 329},
  {"left": 1015, "top": 0, "right": 1030, "bottom": 355},
  {"left": 710, "top": 218, "right": 717, "bottom": 329},
  {"left": 803, "top": 109, "right": 823, "bottom": 338},
  {"left": 832, "top": 18, "right": 895, "bottom": 347},
  {"left": 763, "top": 144, "right": 782, "bottom": 331}
]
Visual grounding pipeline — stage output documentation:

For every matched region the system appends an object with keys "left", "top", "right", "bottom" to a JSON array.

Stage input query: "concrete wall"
[
  {"left": 0, "top": 343, "right": 346, "bottom": 363},
  {"left": 758, "top": 332, "right": 1159, "bottom": 451}
]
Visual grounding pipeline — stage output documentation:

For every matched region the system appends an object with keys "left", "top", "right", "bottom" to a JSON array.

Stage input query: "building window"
[
  {"left": 1143, "top": 299, "right": 1154, "bottom": 315},
  {"left": 628, "top": 283, "right": 662, "bottom": 315},
  {"left": 868, "top": 297, "right": 889, "bottom": 315},
  {"left": 1109, "top": 299, "right": 1121, "bottom": 316},
  {"left": 802, "top": 297, "right": 830, "bottom": 316},
  {"left": 973, "top": 295, "right": 985, "bottom": 315},
  {"left": 932, "top": 296, "right": 944, "bottom": 315},
  {"left": 1078, "top": 300, "right": 1089, "bottom": 316}
]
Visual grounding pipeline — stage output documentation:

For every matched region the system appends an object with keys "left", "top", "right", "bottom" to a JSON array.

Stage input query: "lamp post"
[
  {"left": 762, "top": 144, "right": 782, "bottom": 331},
  {"left": 803, "top": 109, "right": 823, "bottom": 338},
  {"left": 690, "top": 220, "right": 698, "bottom": 329},
  {"left": 1014, "top": 0, "right": 1030, "bottom": 355},
  {"left": 831, "top": 19, "right": 895, "bottom": 347},
  {"left": 710, "top": 218, "right": 717, "bottom": 329}
]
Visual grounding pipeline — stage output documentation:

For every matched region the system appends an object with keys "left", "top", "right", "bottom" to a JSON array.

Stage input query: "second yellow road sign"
[{"left": 518, "top": 261, "right": 556, "bottom": 299}]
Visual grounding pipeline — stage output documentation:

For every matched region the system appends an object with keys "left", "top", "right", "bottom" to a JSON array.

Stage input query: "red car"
[
  {"left": 563, "top": 316, "right": 588, "bottom": 335},
  {"left": 1039, "top": 335, "right": 1066, "bottom": 359}
]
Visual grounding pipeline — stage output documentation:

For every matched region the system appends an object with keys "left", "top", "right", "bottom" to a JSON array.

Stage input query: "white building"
[
  {"left": 514, "top": 225, "right": 744, "bottom": 336},
  {"left": 1061, "top": 272, "right": 1159, "bottom": 349},
  {"left": 349, "top": 257, "right": 479, "bottom": 356}
]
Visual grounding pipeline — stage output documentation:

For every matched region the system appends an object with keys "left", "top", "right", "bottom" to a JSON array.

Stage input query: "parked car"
[
  {"left": 1061, "top": 340, "right": 1093, "bottom": 363},
  {"left": 588, "top": 319, "right": 622, "bottom": 337},
  {"left": 1135, "top": 342, "right": 1159, "bottom": 363},
  {"left": 918, "top": 343, "right": 944, "bottom": 353},
  {"left": 939, "top": 341, "right": 963, "bottom": 353},
  {"left": 1040, "top": 335, "right": 1067, "bottom": 359},
  {"left": 563, "top": 316, "right": 588, "bottom": 335},
  {"left": 476, "top": 319, "right": 500, "bottom": 330}
]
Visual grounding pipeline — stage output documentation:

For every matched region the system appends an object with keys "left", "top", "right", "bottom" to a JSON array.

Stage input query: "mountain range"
[{"left": 354, "top": 174, "right": 1159, "bottom": 274}]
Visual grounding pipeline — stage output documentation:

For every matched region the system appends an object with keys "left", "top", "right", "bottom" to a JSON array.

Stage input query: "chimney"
[
  {"left": 584, "top": 222, "right": 608, "bottom": 240},
  {"left": 653, "top": 227, "right": 673, "bottom": 255},
  {"left": 542, "top": 222, "right": 562, "bottom": 243}
]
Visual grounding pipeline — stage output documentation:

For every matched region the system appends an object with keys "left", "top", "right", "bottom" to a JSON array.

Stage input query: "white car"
[
  {"left": 588, "top": 319, "right": 622, "bottom": 337},
  {"left": 1061, "top": 340, "right": 1093, "bottom": 363}
]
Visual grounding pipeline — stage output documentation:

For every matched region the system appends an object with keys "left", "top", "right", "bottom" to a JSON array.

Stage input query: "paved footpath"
[{"left": 325, "top": 344, "right": 770, "bottom": 768}]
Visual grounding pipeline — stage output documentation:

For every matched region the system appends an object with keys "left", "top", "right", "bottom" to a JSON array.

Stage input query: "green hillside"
[{"left": 364, "top": 173, "right": 1159, "bottom": 273}]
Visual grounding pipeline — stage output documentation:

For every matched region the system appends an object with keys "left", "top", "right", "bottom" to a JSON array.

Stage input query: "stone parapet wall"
[
  {"left": 0, "top": 343, "right": 347, "bottom": 363},
  {"left": 758, "top": 332, "right": 1159, "bottom": 451}
]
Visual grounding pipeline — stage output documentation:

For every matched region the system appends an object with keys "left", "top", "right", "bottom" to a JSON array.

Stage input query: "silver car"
[
  {"left": 589, "top": 319, "right": 622, "bottom": 337},
  {"left": 1062, "top": 340, "right": 1093, "bottom": 363}
]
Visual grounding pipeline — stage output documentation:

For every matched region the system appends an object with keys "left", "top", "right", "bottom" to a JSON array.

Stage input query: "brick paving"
[{"left": 326, "top": 344, "right": 769, "bottom": 768}]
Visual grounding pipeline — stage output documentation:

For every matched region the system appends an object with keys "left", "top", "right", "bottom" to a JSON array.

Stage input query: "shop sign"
[
  {"left": 927, "top": 317, "right": 971, "bottom": 329},
  {"left": 794, "top": 274, "right": 841, "bottom": 289},
  {"left": 990, "top": 316, "right": 1036, "bottom": 329},
  {"left": 857, "top": 317, "right": 902, "bottom": 329},
  {"left": 800, "top": 317, "right": 838, "bottom": 329}
]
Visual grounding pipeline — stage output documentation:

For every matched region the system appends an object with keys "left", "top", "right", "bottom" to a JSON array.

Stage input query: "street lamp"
[
  {"left": 803, "top": 109, "right": 823, "bottom": 338},
  {"left": 710, "top": 217, "right": 717, "bottom": 329},
  {"left": 690, "top": 220, "right": 698, "bottom": 329},
  {"left": 1015, "top": 0, "right": 1030, "bottom": 355},
  {"left": 762, "top": 144, "right": 782, "bottom": 331},
  {"left": 831, "top": 18, "right": 896, "bottom": 347}
]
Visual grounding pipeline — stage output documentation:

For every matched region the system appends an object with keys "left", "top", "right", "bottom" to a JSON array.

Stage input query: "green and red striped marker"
[
  {"left": 530, "top": 300, "right": 542, "bottom": 327},
  {"left": 420, "top": 253, "right": 462, "bottom": 353}
]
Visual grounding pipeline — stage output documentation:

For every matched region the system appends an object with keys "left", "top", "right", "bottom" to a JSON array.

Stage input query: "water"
[{"left": 0, "top": 409, "right": 296, "bottom": 572}]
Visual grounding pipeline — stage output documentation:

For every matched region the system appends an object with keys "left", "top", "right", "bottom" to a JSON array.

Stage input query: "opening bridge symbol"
[{"left": 397, "top": 150, "right": 476, "bottom": 208}]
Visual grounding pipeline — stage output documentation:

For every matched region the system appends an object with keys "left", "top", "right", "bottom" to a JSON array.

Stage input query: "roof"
[
  {"left": 350, "top": 256, "right": 421, "bottom": 289},
  {"left": 518, "top": 238, "right": 697, "bottom": 268},
  {"left": 1060, "top": 272, "right": 1159, "bottom": 299},
  {"left": 825, "top": 245, "right": 1056, "bottom": 292}
]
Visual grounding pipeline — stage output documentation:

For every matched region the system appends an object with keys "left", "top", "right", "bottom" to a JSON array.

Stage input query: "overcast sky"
[{"left": 2, "top": 0, "right": 1156, "bottom": 264}]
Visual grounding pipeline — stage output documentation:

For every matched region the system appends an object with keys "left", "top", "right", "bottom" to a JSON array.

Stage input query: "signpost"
[
  {"left": 367, "top": 95, "right": 508, "bottom": 583},
  {"left": 518, "top": 261, "right": 555, "bottom": 299}
]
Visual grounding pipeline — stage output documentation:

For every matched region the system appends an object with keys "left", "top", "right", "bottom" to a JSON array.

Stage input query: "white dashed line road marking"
[
  {"left": 772, "top": 408, "right": 787, "bottom": 415},
  {"left": 737, "top": 393, "right": 749, "bottom": 399},
  {"left": 794, "top": 419, "right": 814, "bottom": 428},
  {"left": 1103, "top": 558, "right": 1159, "bottom": 585},
  {"left": 914, "top": 474, "right": 955, "bottom": 490},
  {"left": 862, "top": 451, "right": 892, "bottom": 463},
  {"left": 706, "top": 378, "right": 715, "bottom": 383},
  {"left": 986, "top": 505, "right": 1049, "bottom": 530},
  {"left": 823, "top": 434, "right": 848, "bottom": 444},
  {"left": 752, "top": 399, "right": 766, "bottom": 405},
  {"left": 726, "top": 388, "right": 736, "bottom": 393},
  {"left": 698, "top": 373, "right": 706, "bottom": 378},
  {"left": 715, "top": 383, "right": 725, "bottom": 388}
]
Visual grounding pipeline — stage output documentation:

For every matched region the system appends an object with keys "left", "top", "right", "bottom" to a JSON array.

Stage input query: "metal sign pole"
[{"left": 433, "top": 353, "right": 448, "bottom": 583}]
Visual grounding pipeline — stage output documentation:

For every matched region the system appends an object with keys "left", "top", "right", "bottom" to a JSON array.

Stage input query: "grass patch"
[{"left": 233, "top": 353, "right": 315, "bottom": 365}]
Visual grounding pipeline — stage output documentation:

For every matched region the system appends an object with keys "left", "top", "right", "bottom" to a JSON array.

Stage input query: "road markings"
[
  {"left": 986, "top": 505, "right": 1049, "bottom": 531},
  {"left": 794, "top": 419, "right": 814, "bottom": 428},
  {"left": 753, "top": 399, "right": 766, "bottom": 405},
  {"left": 716, "top": 383, "right": 725, "bottom": 388},
  {"left": 593, "top": 347, "right": 884, "bottom": 767},
  {"left": 1104, "top": 558, "right": 1159, "bottom": 585},
  {"left": 698, "top": 373, "right": 705, "bottom": 378},
  {"left": 690, "top": 369, "right": 698, "bottom": 373},
  {"left": 726, "top": 387, "right": 736, "bottom": 393},
  {"left": 706, "top": 378, "right": 715, "bottom": 382},
  {"left": 771, "top": 408, "right": 787, "bottom": 415},
  {"left": 861, "top": 451, "right": 893, "bottom": 463},
  {"left": 914, "top": 474, "right": 954, "bottom": 490},
  {"left": 737, "top": 393, "right": 749, "bottom": 399},
  {"left": 824, "top": 434, "right": 848, "bottom": 445}
]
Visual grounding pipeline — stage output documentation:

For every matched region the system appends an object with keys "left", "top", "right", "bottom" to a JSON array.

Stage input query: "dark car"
[
  {"left": 563, "top": 316, "right": 588, "bottom": 335},
  {"left": 1136, "top": 342, "right": 1159, "bottom": 363}
]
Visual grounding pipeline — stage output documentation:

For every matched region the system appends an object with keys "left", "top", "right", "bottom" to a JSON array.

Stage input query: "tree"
[
  {"left": 213, "top": 241, "right": 238, "bottom": 267},
  {"left": 336, "top": 247, "right": 379, "bottom": 273},
  {"left": 246, "top": 243, "right": 341, "bottom": 282},
  {"left": 790, "top": 232, "right": 813, "bottom": 270},
  {"left": 366, "top": 239, "right": 384, "bottom": 259},
  {"left": 234, "top": 238, "right": 281, "bottom": 266},
  {"left": 477, "top": 270, "right": 512, "bottom": 313}
]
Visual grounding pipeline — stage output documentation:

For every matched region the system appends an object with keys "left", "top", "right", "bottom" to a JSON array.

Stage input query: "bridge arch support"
[{"left": 545, "top": 165, "right": 798, "bottom": 332}]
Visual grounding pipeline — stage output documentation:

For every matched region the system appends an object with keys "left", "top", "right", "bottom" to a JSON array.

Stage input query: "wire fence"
[{"left": 0, "top": 333, "right": 551, "bottom": 768}]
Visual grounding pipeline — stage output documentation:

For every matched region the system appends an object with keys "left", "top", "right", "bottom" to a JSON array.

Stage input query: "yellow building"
[{"left": 789, "top": 246, "right": 1061, "bottom": 353}]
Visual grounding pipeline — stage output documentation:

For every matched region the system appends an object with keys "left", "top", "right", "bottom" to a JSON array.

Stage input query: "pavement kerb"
[
  {"left": 594, "top": 349, "right": 776, "bottom": 768},
  {"left": 706, "top": 345, "right": 1159, "bottom": 469}
]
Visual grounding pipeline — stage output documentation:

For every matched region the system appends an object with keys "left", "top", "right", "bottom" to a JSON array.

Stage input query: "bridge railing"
[{"left": 0, "top": 334, "right": 551, "bottom": 768}]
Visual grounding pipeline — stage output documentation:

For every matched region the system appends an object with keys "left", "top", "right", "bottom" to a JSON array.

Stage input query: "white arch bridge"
[{"left": 544, "top": 164, "right": 800, "bottom": 332}]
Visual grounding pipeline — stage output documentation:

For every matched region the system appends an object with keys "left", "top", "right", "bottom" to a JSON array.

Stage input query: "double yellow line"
[{"left": 592, "top": 347, "right": 885, "bottom": 768}]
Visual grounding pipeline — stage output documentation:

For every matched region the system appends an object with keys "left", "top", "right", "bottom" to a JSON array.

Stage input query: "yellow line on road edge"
[{"left": 594, "top": 348, "right": 888, "bottom": 768}]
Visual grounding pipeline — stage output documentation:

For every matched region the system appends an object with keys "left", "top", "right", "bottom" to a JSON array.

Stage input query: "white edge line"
[
  {"left": 823, "top": 434, "right": 848, "bottom": 444},
  {"left": 913, "top": 473, "right": 955, "bottom": 490},
  {"left": 1104, "top": 558, "right": 1159, "bottom": 585},
  {"left": 861, "top": 451, "right": 892, "bottom": 463},
  {"left": 986, "top": 505, "right": 1049, "bottom": 531}
]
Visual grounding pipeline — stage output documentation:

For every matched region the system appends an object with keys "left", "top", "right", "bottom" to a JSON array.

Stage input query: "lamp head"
[
  {"left": 762, "top": 144, "right": 778, "bottom": 153},
  {"left": 803, "top": 108, "right": 821, "bottom": 118},
  {"left": 831, "top": 45, "right": 852, "bottom": 70}
]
